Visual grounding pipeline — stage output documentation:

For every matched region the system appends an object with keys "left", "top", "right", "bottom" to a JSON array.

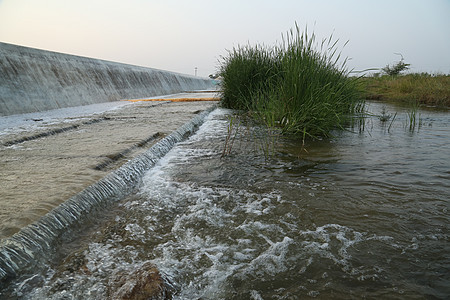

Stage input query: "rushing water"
[{"left": 3, "top": 101, "right": 450, "bottom": 299}]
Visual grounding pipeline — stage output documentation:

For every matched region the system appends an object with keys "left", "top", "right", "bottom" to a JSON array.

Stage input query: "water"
[
  {"left": 3, "top": 102, "right": 449, "bottom": 299},
  {"left": 0, "top": 97, "right": 216, "bottom": 239}
]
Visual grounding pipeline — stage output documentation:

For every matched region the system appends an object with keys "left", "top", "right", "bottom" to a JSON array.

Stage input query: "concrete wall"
[{"left": 0, "top": 42, "right": 216, "bottom": 116}]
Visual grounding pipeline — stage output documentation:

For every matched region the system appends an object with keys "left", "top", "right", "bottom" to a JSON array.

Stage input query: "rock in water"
[{"left": 110, "top": 261, "right": 172, "bottom": 300}]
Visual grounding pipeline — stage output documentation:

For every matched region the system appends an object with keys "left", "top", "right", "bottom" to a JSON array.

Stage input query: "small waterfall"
[
  {"left": 0, "top": 106, "right": 216, "bottom": 283},
  {"left": 1, "top": 42, "right": 217, "bottom": 116},
  {"left": 2, "top": 117, "right": 107, "bottom": 147}
]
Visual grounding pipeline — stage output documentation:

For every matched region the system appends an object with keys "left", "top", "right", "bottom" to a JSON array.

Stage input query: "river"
[{"left": 3, "top": 101, "right": 449, "bottom": 299}]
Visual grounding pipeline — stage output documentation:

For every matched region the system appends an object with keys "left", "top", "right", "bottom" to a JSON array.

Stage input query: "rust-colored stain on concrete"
[{"left": 125, "top": 97, "right": 220, "bottom": 102}]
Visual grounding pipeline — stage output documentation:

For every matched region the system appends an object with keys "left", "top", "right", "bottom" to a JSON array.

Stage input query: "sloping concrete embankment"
[
  {"left": 0, "top": 42, "right": 216, "bottom": 116},
  {"left": 0, "top": 106, "right": 216, "bottom": 283}
]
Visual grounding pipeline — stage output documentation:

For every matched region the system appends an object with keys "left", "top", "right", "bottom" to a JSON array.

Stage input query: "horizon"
[{"left": 1, "top": 0, "right": 449, "bottom": 77}]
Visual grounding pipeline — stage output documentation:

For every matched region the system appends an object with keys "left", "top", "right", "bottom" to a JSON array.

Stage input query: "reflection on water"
[{"left": 5, "top": 102, "right": 450, "bottom": 299}]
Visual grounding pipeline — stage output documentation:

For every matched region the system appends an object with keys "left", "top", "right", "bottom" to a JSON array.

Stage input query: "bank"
[{"left": 361, "top": 73, "right": 450, "bottom": 107}]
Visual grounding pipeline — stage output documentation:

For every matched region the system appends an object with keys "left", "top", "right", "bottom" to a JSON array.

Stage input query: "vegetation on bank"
[
  {"left": 219, "top": 25, "right": 364, "bottom": 140},
  {"left": 218, "top": 25, "right": 448, "bottom": 148},
  {"left": 362, "top": 73, "right": 450, "bottom": 107}
]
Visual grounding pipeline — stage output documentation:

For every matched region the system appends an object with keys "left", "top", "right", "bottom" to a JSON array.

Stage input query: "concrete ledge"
[
  {"left": 0, "top": 106, "right": 216, "bottom": 282},
  {"left": 0, "top": 42, "right": 217, "bottom": 116}
]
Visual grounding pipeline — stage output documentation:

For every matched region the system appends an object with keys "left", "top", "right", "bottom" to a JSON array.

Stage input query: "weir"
[
  {"left": 0, "top": 42, "right": 218, "bottom": 284},
  {"left": 0, "top": 106, "right": 215, "bottom": 283},
  {"left": 0, "top": 42, "right": 216, "bottom": 116}
]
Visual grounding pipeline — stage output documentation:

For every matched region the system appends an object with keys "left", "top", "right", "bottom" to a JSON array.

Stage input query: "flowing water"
[{"left": 3, "top": 101, "right": 449, "bottom": 299}]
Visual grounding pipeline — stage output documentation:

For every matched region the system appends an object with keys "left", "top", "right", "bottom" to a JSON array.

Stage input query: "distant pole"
[{"left": 195, "top": 67, "right": 198, "bottom": 76}]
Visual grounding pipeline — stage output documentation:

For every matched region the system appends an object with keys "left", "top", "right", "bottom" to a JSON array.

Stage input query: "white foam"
[
  {"left": 0, "top": 100, "right": 133, "bottom": 134},
  {"left": 242, "top": 236, "right": 294, "bottom": 277}
]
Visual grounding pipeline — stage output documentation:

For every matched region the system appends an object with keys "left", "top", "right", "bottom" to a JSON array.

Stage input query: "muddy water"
[
  {"left": 4, "top": 101, "right": 450, "bottom": 299},
  {"left": 0, "top": 96, "right": 217, "bottom": 239}
]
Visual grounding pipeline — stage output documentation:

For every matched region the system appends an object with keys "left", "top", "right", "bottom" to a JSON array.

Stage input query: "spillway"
[{"left": 0, "top": 42, "right": 216, "bottom": 116}]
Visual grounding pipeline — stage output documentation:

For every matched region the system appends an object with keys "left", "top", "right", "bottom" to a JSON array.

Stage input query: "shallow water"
[
  {"left": 0, "top": 97, "right": 216, "bottom": 239},
  {"left": 4, "top": 102, "right": 450, "bottom": 299}
]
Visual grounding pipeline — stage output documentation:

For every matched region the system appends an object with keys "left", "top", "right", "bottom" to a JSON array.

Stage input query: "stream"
[{"left": 3, "top": 101, "right": 449, "bottom": 299}]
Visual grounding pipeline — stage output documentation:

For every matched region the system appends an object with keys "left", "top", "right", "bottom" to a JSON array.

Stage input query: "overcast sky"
[{"left": 1, "top": 0, "right": 449, "bottom": 77}]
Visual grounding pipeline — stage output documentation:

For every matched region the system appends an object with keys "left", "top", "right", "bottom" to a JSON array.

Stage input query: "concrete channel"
[
  {"left": 0, "top": 93, "right": 219, "bottom": 240},
  {"left": 0, "top": 42, "right": 219, "bottom": 239},
  {"left": 0, "top": 92, "right": 219, "bottom": 281},
  {"left": 0, "top": 43, "right": 220, "bottom": 282}
]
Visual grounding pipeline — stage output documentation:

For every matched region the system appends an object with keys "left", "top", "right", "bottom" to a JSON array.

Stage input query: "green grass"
[
  {"left": 406, "top": 99, "right": 421, "bottom": 132},
  {"left": 219, "top": 25, "right": 364, "bottom": 139},
  {"left": 362, "top": 73, "right": 450, "bottom": 107},
  {"left": 220, "top": 44, "right": 281, "bottom": 110}
]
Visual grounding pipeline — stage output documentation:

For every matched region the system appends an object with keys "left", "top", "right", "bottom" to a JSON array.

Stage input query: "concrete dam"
[{"left": 0, "top": 42, "right": 216, "bottom": 116}]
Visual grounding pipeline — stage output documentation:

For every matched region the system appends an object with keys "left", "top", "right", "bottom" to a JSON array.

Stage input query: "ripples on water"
[{"left": 7, "top": 102, "right": 450, "bottom": 299}]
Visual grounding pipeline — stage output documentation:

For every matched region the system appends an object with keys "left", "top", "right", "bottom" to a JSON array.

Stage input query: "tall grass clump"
[
  {"left": 220, "top": 44, "right": 281, "bottom": 110},
  {"left": 219, "top": 25, "right": 363, "bottom": 139}
]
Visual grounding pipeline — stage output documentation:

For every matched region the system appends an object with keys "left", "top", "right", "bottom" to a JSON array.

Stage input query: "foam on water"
[
  {"left": 0, "top": 100, "right": 133, "bottom": 134},
  {"left": 5, "top": 105, "right": 449, "bottom": 299},
  {"left": 0, "top": 106, "right": 215, "bottom": 285}
]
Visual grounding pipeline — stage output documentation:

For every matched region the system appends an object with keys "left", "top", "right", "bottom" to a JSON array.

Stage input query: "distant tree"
[{"left": 382, "top": 53, "right": 410, "bottom": 76}]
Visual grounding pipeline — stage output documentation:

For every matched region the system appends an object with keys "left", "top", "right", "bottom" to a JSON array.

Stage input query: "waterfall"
[{"left": 0, "top": 106, "right": 216, "bottom": 283}]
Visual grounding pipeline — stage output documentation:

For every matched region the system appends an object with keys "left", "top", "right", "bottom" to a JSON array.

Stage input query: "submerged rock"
[
  {"left": 109, "top": 261, "right": 172, "bottom": 300},
  {"left": 53, "top": 247, "right": 172, "bottom": 299}
]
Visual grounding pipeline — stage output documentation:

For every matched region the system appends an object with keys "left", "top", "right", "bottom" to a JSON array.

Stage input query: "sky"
[{"left": 0, "top": 0, "right": 449, "bottom": 77}]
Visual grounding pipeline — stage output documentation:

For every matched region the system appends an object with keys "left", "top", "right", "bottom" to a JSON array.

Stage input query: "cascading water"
[
  {"left": 2, "top": 103, "right": 449, "bottom": 299},
  {"left": 0, "top": 107, "right": 215, "bottom": 285}
]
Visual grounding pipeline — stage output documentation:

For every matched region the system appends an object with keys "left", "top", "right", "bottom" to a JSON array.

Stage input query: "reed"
[
  {"left": 220, "top": 44, "right": 281, "bottom": 110},
  {"left": 219, "top": 25, "right": 364, "bottom": 139},
  {"left": 221, "top": 114, "right": 241, "bottom": 158},
  {"left": 406, "top": 99, "right": 421, "bottom": 131}
]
